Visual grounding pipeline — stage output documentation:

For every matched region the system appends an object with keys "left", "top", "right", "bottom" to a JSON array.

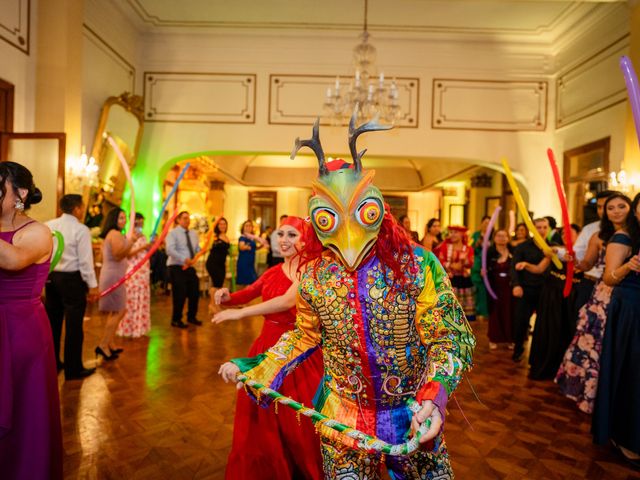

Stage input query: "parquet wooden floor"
[{"left": 59, "top": 294, "right": 640, "bottom": 479}]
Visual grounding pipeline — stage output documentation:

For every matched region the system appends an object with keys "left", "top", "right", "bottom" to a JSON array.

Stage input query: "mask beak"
[{"left": 326, "top": 219, "right": 378, "bottom": 271}]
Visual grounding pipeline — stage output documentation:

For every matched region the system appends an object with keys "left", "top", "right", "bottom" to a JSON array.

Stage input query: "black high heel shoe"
[
  {"left": 110, "top": 347, "right": 124, "bottom": 354},
  {"left": 95, "top": 346, "right": 118, "bottom": 361}
]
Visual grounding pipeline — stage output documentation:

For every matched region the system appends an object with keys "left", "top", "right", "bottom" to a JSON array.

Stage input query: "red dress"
[{"left": 223, "top": 265, "right": 324, "bottom": 480}]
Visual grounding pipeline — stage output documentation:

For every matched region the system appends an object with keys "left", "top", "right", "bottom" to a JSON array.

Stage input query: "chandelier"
[
  {"left": 323, "top": 0, "right": 401, "bottom": 125},
  {"left": 66, "top": 146, "right": 99, "bottom": 193}
]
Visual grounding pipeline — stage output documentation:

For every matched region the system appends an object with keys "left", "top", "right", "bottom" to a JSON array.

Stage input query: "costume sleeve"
[
  {"left": 414, "top": 251, "right": 476, "bottom": 419},
  {"left": 224, "top": 275, "right": 265, "bottom": 306},
  {"left": 230, "top": 288, "right": 322, "bottom": 405}
]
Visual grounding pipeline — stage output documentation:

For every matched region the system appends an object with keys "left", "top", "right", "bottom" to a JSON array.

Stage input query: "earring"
[{"left": 14, "top": 198, "right": 25, "bottom": 211}]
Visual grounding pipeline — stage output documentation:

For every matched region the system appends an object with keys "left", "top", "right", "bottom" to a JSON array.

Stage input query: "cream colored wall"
[{"left": 0, "top": 36, "right": 37, "bottom": 132}]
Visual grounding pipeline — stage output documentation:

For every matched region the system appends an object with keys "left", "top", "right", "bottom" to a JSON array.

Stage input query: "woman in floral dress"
[
  {"left": 118, "top": 213, "right": 151, "bottom": 338},
  {"left": 555, "top": 193, "right": 631, "bottom": 413}
]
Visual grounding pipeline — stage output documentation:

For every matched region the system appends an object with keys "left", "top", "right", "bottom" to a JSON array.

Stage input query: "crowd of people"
[
  {"left": 1, "top": 158, "right": 639, "bottom": 478},
  {"left": 394, "top": 191, "right": 640, "bottom": 465}
]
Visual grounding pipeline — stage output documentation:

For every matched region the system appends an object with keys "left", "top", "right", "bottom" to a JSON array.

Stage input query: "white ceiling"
[{"left": 115, "top": 0, "right": 625, "bottom": 43}]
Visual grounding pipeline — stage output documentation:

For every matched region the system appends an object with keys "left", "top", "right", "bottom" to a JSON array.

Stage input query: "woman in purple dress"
[
  {"left": 485, "top": 229, "right": 514, "bottom": 350},
  {"left": 0, "top": 162, "right": 62, "bottom": 479}
]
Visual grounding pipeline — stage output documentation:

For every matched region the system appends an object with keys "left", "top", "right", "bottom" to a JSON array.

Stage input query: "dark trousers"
[
  {"left": 45, "top": 271, "right": 88, "bottom": 375},
  {"left": 513, "top": 286, "right": 541, "bottom": 356},
  {"left": 168, "top": 265, "right": 199, "bottom": 323}
]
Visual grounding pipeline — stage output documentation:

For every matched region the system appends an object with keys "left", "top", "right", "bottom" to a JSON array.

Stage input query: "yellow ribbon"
[{"left": 501, "top": 158, "right": 561, "bottom": 269}]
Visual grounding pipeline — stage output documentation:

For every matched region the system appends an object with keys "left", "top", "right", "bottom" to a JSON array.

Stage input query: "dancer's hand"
[
  {"left": 214, "top": 288, "right": 231, "bottom": 304},
  {"left": 218, "top": 362, "right": 242, "bottom": 389},
  {"left": 512, "top": 286, "right": 523, "bottom": 298},
  {"left": 212, "top": 309, "right": 242, "bottom": 324},
  {"left": 411, "top": 400, "right": 442, "bottom": 444},
  {"left": 515, "top": 262, "right": 528, "bottom": 271}
]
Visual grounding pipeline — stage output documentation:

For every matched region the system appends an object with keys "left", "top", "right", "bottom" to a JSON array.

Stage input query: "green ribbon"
[{"left": 50, "top": 230, "right": 65, "bottom": 273}]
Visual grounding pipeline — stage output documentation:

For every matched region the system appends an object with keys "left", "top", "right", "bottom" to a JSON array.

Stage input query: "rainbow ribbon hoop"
[
  {"left": 49, "top": 230, "right": 65, "bottom": 272},
  {"left": 236, "top": 374, "right": 431, "bottom": 456},
  {"left": 150, "top": 162, "right": 191, "bottom": 240},
  {"left": 106, "top": 136, "right": 136, "bottom": 239}
]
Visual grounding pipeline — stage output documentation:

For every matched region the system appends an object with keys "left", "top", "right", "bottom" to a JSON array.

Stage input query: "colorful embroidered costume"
[{"left": 231, "top": 116, "right": 475, "bottom": 479}]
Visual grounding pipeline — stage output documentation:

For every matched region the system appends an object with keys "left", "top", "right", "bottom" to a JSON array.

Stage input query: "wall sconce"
[{"left": 609, "top": 169, "right": 640, "bottom": 195}]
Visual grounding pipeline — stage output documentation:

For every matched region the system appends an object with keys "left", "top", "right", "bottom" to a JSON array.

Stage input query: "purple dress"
[{"left": 0, "top": 223, "right": 63, "bottom": 479}]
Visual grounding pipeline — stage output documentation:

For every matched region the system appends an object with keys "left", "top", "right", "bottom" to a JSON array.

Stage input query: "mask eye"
[
  {"left": 312, "top": 208, "right": 338, "bottom": 234},
  {"left": 356, "top": 199, "right": 382, "bottom": 227}
]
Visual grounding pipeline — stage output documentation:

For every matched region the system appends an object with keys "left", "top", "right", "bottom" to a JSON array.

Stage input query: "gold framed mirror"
[{"left": 88, "top": 92, "right": 144, "bottom": 211}]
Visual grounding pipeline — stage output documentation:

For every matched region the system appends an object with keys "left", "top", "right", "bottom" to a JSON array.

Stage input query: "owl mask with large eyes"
[{"left": 290, "top": 112, "right": 392, "bottom": 271}]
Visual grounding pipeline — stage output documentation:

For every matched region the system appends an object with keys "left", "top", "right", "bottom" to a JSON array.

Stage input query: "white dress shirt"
[
  {"left": 45, "top": 213, "right": 98, "bottom": 288},
  {"left": 165, "top": 226, "right": 200, "bottom": 266},
  {"left": 573, "top": 220, "right": 602, "bottom": 279}
]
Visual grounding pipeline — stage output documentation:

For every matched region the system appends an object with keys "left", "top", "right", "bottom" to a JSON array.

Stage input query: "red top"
[{"left": 224, "top": 264, "right": 296, "bottom": 325}]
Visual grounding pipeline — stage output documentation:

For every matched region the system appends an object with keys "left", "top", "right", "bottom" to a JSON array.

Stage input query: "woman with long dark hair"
[
  {"left": 206, "top": 216, "right": 230, "bottom": 313},
  {"left": 96, "top": 207, "right": 140, "bottom": 360},
  {"left": 0, "top": 161, "right": 62, "bottom": 479},
  {"left": 556, "top": 193, "right": 631, "bottom": 413},
  {"left": 421, "top": 217, "right": 442, "bottom": 252},
  {"left": 236, "top": 220, "right": 267, "bottom": 289},
  {"left": 593, "top": 192, "right": 640, "bottom": 464},
  {"left": 485, "top": 229, "right": 514, "bottom": 349}
]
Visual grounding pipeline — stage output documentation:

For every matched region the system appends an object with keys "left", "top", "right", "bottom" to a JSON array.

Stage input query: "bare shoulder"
[{"left": 15, "top": 220, "right": 52, "bottom": 242}]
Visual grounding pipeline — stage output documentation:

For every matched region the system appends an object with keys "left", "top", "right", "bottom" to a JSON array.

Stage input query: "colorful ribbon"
[
  {"left": 99, "top": 210, "right": 179, "bottom": 298},
  {"left": 49, "top": 230, "right": 65, "bottom": 272},
  {"left": 501, "top": 158, "right": 562, "bottom": 269},
  {"left": 547, "top": 148, "right": 574, "bottom": 297},
  {"left": 481, "top": 206, "right": 501, "bottom": 300},
  {"left": 236, "top": 374, "right": 431, "bottom": 456},
  {"left": 150, "top": 163, "right": 191, "bottom": 240},
  {"left": 620, "top": 55, "right": 640, "bottom": 144},
  {"left": 106, "top": 136, "right": 135, "bottom": 238}
]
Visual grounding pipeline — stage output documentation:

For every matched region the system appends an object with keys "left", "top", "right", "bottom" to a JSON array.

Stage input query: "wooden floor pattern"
[{"left": 59, "top": 293, "right": 640, "bottom": 479}]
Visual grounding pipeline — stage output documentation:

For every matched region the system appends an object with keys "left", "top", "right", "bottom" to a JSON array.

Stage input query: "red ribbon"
[
  {"left": 547, "top": 148, "right": 574, "bottom": 297},
  {"left": 99, "top": 210, "right": 180, "bottom": 298}
]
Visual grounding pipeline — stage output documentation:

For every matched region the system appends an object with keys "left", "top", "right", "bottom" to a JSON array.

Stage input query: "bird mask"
[{"left": 290, "top": 111, "right": 392, "bottom": 271}]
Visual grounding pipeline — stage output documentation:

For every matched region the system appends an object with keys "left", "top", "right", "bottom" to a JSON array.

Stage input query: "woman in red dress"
[{"left": 213, "top": 216, "right": 324, "bottom": 480}]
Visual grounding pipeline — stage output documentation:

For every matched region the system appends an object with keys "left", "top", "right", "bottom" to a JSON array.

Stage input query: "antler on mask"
[
  {"left": 290, "top": 118, "right": 328, "bottom": 176},
  {"left": 348, "top": 108, "right": 393, "bottom": 173}
]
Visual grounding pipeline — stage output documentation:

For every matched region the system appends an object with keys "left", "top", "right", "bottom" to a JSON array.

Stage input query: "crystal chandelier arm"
[
  {"left": 348, "top": 108, "right": 393, "bottom": 172},
  {"left": 290, "top": 118, "right": 328, "bottom": 176}
]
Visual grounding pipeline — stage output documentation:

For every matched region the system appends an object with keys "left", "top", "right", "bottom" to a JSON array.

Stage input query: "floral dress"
[
  {"left": 555, "top": 249, "right": 611, "bottom": 413},
  {"left": 117, "top": 235, "right": 151, "bottom": 337}
]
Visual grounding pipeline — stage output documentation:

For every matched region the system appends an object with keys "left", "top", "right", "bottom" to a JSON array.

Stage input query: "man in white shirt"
[
  {"left": 165, "top": 211, "right": 201, "bottom": 328},
  {"left": 45, "top": 194, "right": 99, "bottom": 380},
  {"left": 572, "top": 190, "right": 615, "bottom": 312}
]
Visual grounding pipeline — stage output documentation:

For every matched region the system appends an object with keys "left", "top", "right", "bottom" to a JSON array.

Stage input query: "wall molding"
[
  {"left": 269, "top": 74, "right": 419, "bottom": 128},
  {"left": 143, "top": 72, "right": 256, "bottom": 124},
  {"left": 83, "top": 24, "right": 136, "bottom": 92},
  {"left": 556, "top": 34, "right": 629, "bottom": 128},
  {"left": 432, "top": 78, "right": 547, "bottom": 132},
  {"left": 0, "top": 0, "right": 30, "bottom": 54}
]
